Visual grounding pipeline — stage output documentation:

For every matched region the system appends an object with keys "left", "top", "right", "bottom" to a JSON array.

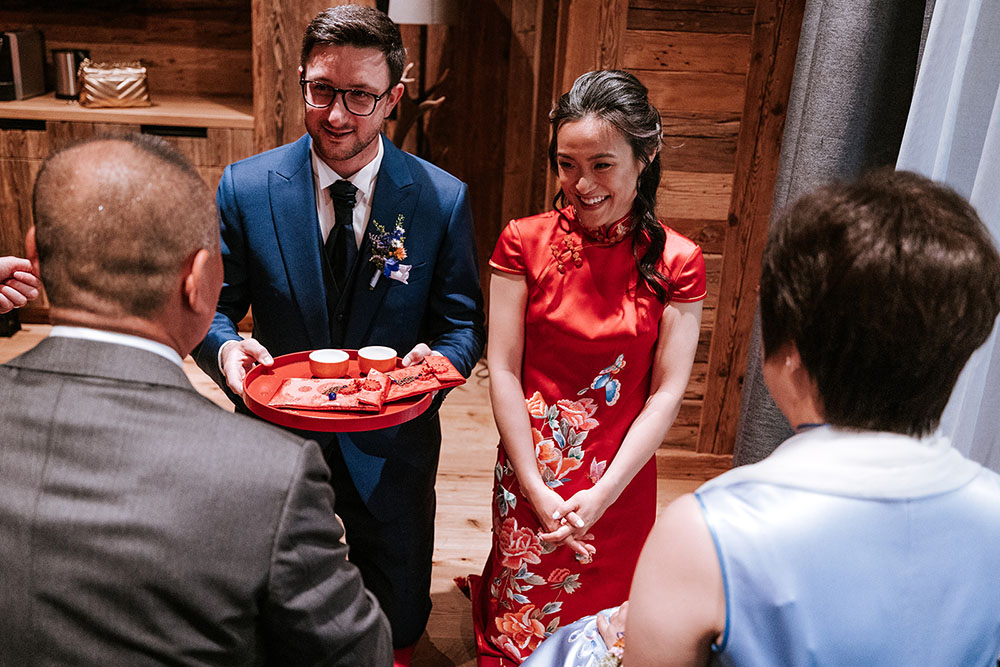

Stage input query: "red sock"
[{"left": 393, "top": 645, "right": 415, "bottom": 667}]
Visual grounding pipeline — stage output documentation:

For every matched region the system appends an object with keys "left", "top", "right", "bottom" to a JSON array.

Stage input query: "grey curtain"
[{"left": 732, "top": 0, "right": 928, "bottom": 465}]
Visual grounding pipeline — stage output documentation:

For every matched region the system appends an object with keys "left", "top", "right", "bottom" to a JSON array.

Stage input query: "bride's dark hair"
[{"left": 549, "top": 69, "right": 669, "bottom": 301}]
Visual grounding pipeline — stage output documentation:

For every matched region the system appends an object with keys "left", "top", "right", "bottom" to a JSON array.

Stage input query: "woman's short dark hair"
[
  {"left": 549, "top": 70, "right": 669, "bottom": 302},
  {"left": 301, "top": 5, "right": 406, "bottom": 87},
  {"left": 760, "top": 169, "right": 1000, "bottom": 436}
]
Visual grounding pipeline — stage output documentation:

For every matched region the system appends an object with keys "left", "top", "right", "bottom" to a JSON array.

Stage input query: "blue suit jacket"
[{"left": 194, "top": 134, "right": 485, "bottom": 519}]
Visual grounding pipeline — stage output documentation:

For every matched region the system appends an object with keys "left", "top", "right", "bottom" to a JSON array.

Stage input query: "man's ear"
[
  {"left": 384, "top": 81, "right": 405, "bottom": 116},
  {"left": 182, "top": 248, "right": 221, "bottom": 314},
  {"left": 24, "top": 226, "right": 40, "bottom": 276}
]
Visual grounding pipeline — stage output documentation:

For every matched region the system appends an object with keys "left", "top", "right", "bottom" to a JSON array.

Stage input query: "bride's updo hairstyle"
[
  {"left": 549, "top": 70, "right": 669, "bottom": 302},
  {"left": 760, "top": 169, "right": 1000, "bottom": 436}
]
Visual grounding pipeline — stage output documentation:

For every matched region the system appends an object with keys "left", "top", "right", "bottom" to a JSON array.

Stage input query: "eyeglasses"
[{"left": 300, "top": 80, "right": 391, "bottom": 116}]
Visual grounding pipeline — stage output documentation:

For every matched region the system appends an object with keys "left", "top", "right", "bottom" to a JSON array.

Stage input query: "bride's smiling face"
[{"left": 555, "top": 115, "right": 644, "bottom": 231}]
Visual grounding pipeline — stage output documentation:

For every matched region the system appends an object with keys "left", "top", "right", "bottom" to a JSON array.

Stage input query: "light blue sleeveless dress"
[{"left": 525, "top": 426, "right": 1000, "bottom": 666}]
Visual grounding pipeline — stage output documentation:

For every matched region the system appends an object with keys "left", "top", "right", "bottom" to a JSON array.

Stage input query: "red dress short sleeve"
[
  {"left": 663, "top": 228, "right": 707, "bottom": 303},
  {"left": 489, "top": 219, "right": 527, "bottom": 275}
]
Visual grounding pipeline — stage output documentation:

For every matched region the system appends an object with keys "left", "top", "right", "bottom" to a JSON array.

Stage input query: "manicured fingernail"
[
  {"left": 552, "top": 511, "right": 561, "bottom": 520},
  {"left": 575, "top": 518, "right": 585, "bottom": 528}
]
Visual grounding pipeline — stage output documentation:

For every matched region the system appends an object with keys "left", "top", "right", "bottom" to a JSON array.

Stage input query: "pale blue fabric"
[
  {"left": 697, "top": 444, "right": 1000, "bottom": 665},
  {"left": 896, "top": 0, "right": 1000, "bottom": 471},
  {"left": 521, "top": 608, "right": 617, "bottom": 667}
]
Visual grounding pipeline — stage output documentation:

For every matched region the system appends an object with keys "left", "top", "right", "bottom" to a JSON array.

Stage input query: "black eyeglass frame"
[{"left": 299, "top": 79, "right": 393, "bottom": 117}]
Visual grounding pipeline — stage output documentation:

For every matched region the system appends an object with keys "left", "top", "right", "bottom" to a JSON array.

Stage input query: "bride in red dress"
[{"left": 469, "top": 70, "right": 707, "bottom": 664}]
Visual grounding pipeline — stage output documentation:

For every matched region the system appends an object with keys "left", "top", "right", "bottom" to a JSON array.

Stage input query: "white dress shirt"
[
  {"left": 311, "top": 135, "right": 384, "bottom": 249},
  {"left": 50, "top": 325, "right": 184, "bottom": 368}
]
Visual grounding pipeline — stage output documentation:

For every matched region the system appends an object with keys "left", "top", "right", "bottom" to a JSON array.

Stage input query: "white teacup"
[{"left": 358, "top": 345, "right": 397, "bottom": 374}]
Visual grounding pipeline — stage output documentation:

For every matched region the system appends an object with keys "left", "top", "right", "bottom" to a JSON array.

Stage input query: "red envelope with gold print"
[
  {"left": 384, "top": 355, "right": 466, "bottom": 403},
  {"left": 267, "top": 370, "right": 390, "bottom": 412}
]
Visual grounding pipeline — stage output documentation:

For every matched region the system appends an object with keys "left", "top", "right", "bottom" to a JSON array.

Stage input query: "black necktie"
[{"left": 325, "top": 179, "right": 358, "bottom": 290}]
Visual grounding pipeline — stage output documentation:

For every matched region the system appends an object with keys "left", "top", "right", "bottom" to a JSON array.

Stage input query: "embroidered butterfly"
[{"left": 578, "top": 354, "right": 626, "bottom": 406}]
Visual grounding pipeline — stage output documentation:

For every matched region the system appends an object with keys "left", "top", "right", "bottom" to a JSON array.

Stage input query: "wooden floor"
[{"left": 0, "top": 323, "right": 729, "bottom": 666}]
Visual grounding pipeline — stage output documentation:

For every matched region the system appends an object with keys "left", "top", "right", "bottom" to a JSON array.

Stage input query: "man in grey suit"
[{"left": 0, "top": 135, "right": 392, "bottom": 665}]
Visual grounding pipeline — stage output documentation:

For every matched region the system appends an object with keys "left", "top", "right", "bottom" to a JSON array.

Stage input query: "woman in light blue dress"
[{"left": 525, "top": 170, "right": 1000, "bottom": 666}]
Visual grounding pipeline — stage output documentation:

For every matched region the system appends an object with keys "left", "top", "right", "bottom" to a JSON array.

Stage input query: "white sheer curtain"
[{"left": 896, "top": 0, "right": 1000, "bottom": 469}]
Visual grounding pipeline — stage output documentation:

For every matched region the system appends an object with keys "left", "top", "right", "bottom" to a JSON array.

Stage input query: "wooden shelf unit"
[{"left": 0, "top": 93, "right": 253, "bottom": 129}]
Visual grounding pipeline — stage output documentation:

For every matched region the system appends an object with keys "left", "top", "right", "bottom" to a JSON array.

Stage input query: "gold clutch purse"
[{"left": 78, "top": 59, "right": 152, "bottom": 108}]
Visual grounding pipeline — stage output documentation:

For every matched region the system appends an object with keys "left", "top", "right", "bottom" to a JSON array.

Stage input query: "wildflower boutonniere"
[{"left": 368, "top": 213, "right": 410, "bottom": 289}]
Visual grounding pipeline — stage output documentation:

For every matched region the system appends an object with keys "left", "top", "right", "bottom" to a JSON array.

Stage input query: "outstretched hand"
[
  {"left": 220, "top": 337, "right": 273, "bottom": 397},
  {"left": 0, "top": 257, "right": 41, "bottom": 314}
]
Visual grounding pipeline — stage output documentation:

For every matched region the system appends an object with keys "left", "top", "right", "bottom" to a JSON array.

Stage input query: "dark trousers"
[{"left": 322, "top": 441, "right": 436, "bottom": 648}]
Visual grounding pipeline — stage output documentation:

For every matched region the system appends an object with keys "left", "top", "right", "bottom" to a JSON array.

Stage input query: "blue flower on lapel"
[{"left": 368, "top": 213, "right": 411, "bottom": 289}]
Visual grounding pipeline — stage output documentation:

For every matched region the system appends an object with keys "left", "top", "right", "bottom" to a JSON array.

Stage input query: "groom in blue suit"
[{"left": 193, "top": 6, "right": 485, "bottom": 660}]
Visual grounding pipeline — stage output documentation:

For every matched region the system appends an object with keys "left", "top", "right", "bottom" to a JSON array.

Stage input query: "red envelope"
[
  {"left": 268, "top": 370, "right": 390, "bottom": 412},
  {"left": 384, "top": 355, "right": 466, "bottom": 403}
]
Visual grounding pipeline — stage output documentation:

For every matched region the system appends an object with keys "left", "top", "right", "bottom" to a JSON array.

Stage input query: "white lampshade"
[{"left": 388, "top": 0, "right": 459, "bottom": 25}]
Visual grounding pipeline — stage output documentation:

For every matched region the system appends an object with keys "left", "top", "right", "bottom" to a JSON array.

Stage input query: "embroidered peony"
[
  {"left": 525, "top": 391, "right": 547, "bottom": 419},
  {"left": 492, "top": 633, "right": 523, "bottom": 661},
  {"left": 546, "top": 567, "right": 572, "bottom": 584},
  {"left": 495, "top": 604, "right": 547, "bottom": 652},
  {"left": 498, "top": 518, "right": 543, "bottom": 570},
  {"left": 535, "top": 437, "right": 583, "bottom": 483},
  {"left": 556, "top": 398, "right": 599, "bottom": 431}
]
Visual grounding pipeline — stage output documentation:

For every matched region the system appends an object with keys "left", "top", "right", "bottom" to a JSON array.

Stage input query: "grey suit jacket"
[{"left": 0, "top": 336, "right": 391, "bottom": 666}]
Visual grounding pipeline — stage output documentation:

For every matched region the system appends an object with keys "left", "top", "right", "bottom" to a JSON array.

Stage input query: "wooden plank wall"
[{"left": 621, "top": 1, "right": 755, "bottom": 449}]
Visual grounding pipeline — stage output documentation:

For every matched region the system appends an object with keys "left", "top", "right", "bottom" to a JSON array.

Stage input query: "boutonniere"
[{"left": 368, "top": 213, "right": 411, "bottom": 289}]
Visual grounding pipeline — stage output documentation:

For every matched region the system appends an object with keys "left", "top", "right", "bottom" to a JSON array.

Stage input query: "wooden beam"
[{"left": 698, "top": 0, "right": 805, "bottom": 454}]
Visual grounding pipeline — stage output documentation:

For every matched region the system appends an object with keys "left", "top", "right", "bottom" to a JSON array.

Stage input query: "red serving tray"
[{"left": 243, "top": 350, "right": 432, "bottom": 432}]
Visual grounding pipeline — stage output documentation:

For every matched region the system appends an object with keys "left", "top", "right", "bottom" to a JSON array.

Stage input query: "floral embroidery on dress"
[
  {"left": 487, "top": 390, "right": 609, "bottom": 653},
  {"left": 525, "top": 392, "right": 600, "bottom": 488},
  {"left": 489, "top": 515, "right": 586, "bottom": 657},
  {"left": 577, "top": 354, "right": 627, "bottom": 406}
]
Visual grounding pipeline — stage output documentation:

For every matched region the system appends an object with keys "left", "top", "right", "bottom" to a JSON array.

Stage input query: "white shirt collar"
[
  {"left": 700, "top": 425, "right": 982, "bottom": 499},
  {"left": 311, "top": 136, "right": 384, "bottom": 246},
  {"left": 49, "top": 326, "right": 184, "bottom": 368}
]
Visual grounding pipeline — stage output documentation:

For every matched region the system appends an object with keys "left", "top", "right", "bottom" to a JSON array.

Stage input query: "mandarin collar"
[{"left": 564, "top": 207, "right": 635, "bottom": 244}]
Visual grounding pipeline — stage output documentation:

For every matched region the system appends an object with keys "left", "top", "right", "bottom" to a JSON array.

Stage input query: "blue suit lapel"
[
  {"left": 268, "top": 136, "right": 329, "bottom": 350},
  {"left": 345, "top": 138, "right": 420, "bottom": 345}
]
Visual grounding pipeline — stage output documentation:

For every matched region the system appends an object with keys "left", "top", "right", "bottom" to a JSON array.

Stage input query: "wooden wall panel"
[
  {"left": 628, "top": 0, "right": 756, "bottom": 33},
  {"left": 641, "top": 71, "right": 746, "bottom": 113},
  {"left": 658, "top": 171, "right": 733, "bottom": 220},
  {"left": 699, "top": 0, "right": 806, "bottom": 454},
  {"left": 662, "top": 217, "right": 726, "bottom": 254},
  {"left": 660, "top": 111, "right": 739, "bottom": 173},
  {"left": 0, "top": 158, "right": 41, "bottom": 258},
  {"left": 624, "top": 29, "right": 750, "bottom": 73}
]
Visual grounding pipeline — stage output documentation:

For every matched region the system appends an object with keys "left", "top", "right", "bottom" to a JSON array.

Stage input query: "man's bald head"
[{"left": 32, "top": 135, "right": 218, "bottom": 319}]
